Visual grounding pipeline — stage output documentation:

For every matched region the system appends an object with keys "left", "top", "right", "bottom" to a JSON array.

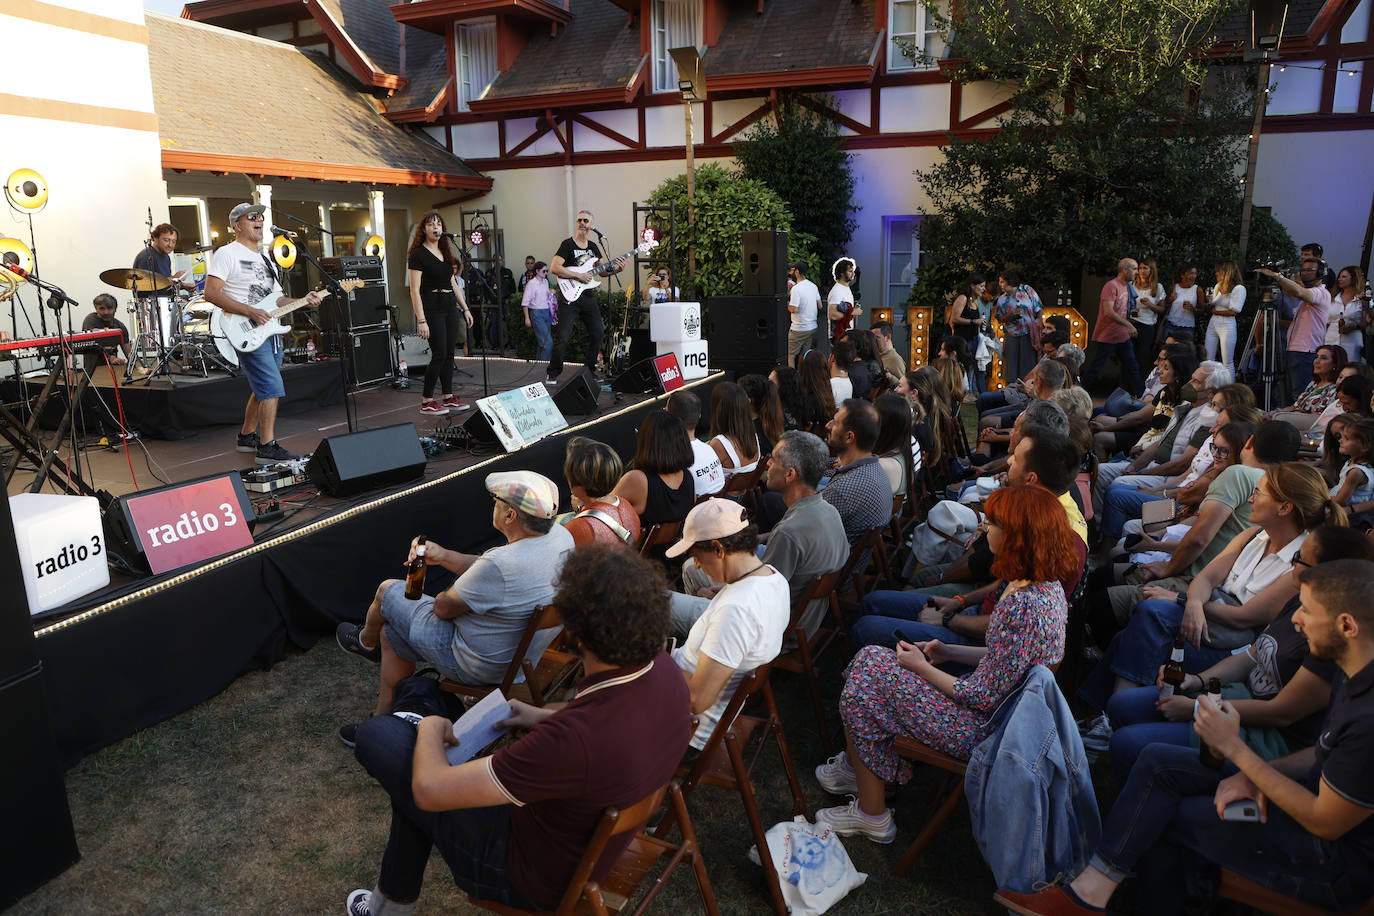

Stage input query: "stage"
[{"left": 6, "top": 356, "right": 722, "bottom": 766}]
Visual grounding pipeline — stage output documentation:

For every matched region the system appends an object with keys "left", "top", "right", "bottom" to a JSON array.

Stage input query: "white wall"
[{"left": 0, "top": 1, "right": 167, "bottom": 333}]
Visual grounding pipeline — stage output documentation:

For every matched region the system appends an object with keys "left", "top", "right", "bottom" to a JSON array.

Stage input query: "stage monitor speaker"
[
  {"left": 305, "top": 423, "right": 426, "bottom": 497},
  {"left": 462, "top": 408, "right": 499, "bottom": 445},
  {"left": 741, "top": 230, "right": 788, "bottom": 296},
  {"left": 345, "top": 326, "right": 394, "bottom": 388},
  {"left": 707, "top": 294, "right": 789, "bottom": 375},
  {"left": 611, "top": 357, "right": 664, "bottom": 395},
  {"left": 552, "top": 367, "right": 600, "bottom": 416},
  {"left": 102, "top": 472, "right": 257, "bottom": 575}
]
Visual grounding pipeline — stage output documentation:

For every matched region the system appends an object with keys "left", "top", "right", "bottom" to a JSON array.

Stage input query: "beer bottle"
[
  {"left": 404, "top": 535, "right": 427, "bottom": 600},
  {"left": 1199, "top": 677, "right": 1225, "bottom": 769},
  {"left": 1160, "top": 636, "right": 1187, "bottom": 697}
]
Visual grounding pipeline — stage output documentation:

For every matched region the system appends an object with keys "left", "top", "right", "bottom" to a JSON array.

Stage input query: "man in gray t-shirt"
[{"left": 338, "top": 471, "right": 574, "bottom": 727}]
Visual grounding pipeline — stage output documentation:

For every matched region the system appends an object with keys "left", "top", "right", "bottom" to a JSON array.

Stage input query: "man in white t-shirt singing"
[
  {"left": 787, "top": 261, "right": 821, "bottom": 367},
  {"left": 205, "top": 202, "right": 323, "bottom": 464}
]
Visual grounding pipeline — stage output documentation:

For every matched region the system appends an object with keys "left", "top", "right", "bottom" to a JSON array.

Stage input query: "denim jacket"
[{"left": 964, "top": 666, "right": 1100, "bottom": 893}]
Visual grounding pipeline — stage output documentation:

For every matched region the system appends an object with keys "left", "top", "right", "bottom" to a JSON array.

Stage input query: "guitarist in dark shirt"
[{"left": 545, "top": 209, "right": 624, "bottom": 385}]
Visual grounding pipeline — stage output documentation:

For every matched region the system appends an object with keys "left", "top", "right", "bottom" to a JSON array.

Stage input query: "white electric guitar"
[
  {"left": 557, "top": 239, "right": 658, "bottom": 304},
  {"left": 211, "top": 278, "right": 364, "bottom": 353}
]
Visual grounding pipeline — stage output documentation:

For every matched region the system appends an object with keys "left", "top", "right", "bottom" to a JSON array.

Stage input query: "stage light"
[
  {"left": 362, "top": 234, "right": 385, "bottom": 259},
  {"left": 0, "top": 236, "right": 34, "bottom": 272},
  {"left": 272, "top": 235, "right": 297, "bottom": 269},
  {"left": 5, "top": 168, "right": 47, "bottom": 212},
  {"left": 468, "top": 228, "right": 486, "bottom": 247}
]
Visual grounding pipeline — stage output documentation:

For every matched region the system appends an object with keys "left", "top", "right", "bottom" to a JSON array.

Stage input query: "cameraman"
[{"left": 1261, "top": 256, "right": 1331, "bottom": 399}]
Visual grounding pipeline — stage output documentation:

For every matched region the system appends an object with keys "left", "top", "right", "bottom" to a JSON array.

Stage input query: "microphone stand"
[
  {"left": 288, "top": 241, "right": 358, "bottom": 434},
  {"left": 594, "top": 229, "right": 621, "bottom": 379}
]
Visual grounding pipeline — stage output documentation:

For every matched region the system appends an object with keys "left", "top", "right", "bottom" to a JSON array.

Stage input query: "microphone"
[
  {"left": 270, "top": 225, "right": 298, "bottom": 239},
  {"left": 440, "top": 231, "right": 460, "bottom": 239},
  {"left": 591, "top": 227, "right": 605, "bottom": 239}
]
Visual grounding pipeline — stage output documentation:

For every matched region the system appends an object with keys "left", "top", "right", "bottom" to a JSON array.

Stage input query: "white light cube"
[
  {"left": 656, "top": 339, "right": 710, "bottom": 380},
  {"left": 650, "top": 302, "right": 702, "bottom": 342},
  {"left": 10, "top": 493, "right": 109, "bottom": 614}
]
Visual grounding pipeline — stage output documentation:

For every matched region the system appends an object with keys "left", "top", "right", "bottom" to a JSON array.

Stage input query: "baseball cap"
[
  {"left": 665, "top": 498, "right": 750, "bottom": 558},
  {"left": 228, "top": 202, "right": 266, "bottom": 224},
  {"left": 485, "top": 470, "right": 559, "bottom": 520}
]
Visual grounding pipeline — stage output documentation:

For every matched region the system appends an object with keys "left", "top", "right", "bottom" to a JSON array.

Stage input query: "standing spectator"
[
  {"left": 1330, "top": 265, "right": 1367, "bottom": 363},
  {"left": 827, "top": 257, "right": 860, "bottom": 340},
  {"left": 1162, "top": 263, "right": 1201, "bottom": 343},
  {"left": 787, "top": 262, "right": 821, "bottom": 366},
  {"left": 515, "top": 254, "right": 537, "bottom": 293},
  {"left": 1204, "top": 260, "right": 1246, "bottom": 378},
  {"left": 871, "top": 320, "right": 907, "bottom": 385},
  {"left": 1130, "top": 258, "right": 1167, "bottom": 374},
  {"left": 994, "top": 269, "right": 1042, "bottom": 385},
  {"left": 485, "top": 254, "right": 517, "bottom": 350},
  {"left": 642, "top": 266, "right": 679, "bottom": 305},
  {"left": 1266, "top": 256, "right": 1332, "bottom": 399},
  {"left": 814, "top": 485, "right": 1076, "bottom": 842},
  {"left": 1081, "top": 257, "right": 1142, "bottom": 395},
  {"left": 948, "top": 273, "right": 987, "bottom": 348},
  {"left": 519, "top": 261, "right": 554, "bottom": 362}
]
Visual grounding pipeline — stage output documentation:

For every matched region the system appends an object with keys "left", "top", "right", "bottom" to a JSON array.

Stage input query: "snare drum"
[{"left": 183, "top": 295, "right": 214, "bottom": 320}]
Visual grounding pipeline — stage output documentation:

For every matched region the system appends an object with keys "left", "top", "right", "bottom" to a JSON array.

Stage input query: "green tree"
[
  {"left": 909, "top": 0, "right": 1295, "bottom": 317},
  {"left": 733, "top": 97, "right": 859, "bottom": 262}
]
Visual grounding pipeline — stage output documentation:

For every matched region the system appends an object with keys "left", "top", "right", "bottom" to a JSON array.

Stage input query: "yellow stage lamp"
[
  {"left": 362, "top": 235, "right": 385, "bottom": 259},
  {"left": 5, "top": 168, "right": 48, "bottom": 211},
  {"left": 0, "top": 236, "right": 34, "bottom": 272},
  {"left": 271, "top": 235, "right": 297, "bottom": 270}
]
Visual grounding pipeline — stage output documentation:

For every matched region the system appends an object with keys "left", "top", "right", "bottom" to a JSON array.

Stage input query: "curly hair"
[
  {"left": 555, "top": 545, "right": 669, "bottom": 667},
  {"left": 984, "top": 485, "right": 1080, "bottom": 584}
]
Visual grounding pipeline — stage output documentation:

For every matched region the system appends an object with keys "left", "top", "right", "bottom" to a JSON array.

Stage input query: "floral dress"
[
  {"left": 838, "top": 579, "right": 1066, "bottom": 783},
  {"left": 1293, "top": 380, "right": 1336, "bottom": 414}
]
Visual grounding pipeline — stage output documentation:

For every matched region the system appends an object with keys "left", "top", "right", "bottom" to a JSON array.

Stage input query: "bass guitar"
[
  {"left": 556, "top": 239, "right": 658, "bottom": 304},
  {"left": 211, "top": 278, "right": 364, "bottom": 353}
]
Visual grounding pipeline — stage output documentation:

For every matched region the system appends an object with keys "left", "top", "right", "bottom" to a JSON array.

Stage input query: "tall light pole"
[{"left": 669, "top": 46, "right": 704, "bottom": 296}]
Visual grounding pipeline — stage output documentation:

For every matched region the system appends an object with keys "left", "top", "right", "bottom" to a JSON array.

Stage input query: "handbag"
[
  {"left": 750, "top": 817, "right": 866, "bottom": 915},
  {"left": 911, "top": 500, "right": 981, "bottom": 566}
]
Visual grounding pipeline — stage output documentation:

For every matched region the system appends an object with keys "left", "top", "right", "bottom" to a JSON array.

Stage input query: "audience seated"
[
  {"left": 896, "top": 368, "right": 951, "bottom": 476},
  {"left": 845, "top": 328, "right": 883, "bottom": 399},
  {"left": 828, "top": 339, "right": 856, "bottom": 404},
  {"left": 664, "top": 500, "right": 790, "bottom": 751},
  {"left": 822, "top": 399, "right": 894, "bottom": 557},
  {"left": 1079, "top": 463, "right": 1346, "bottom": 727},
  {"left": 1269, "top": 343, "right": 1347, "bottom": 431},
  {"left": 610, "top": 409, "right": 695, "bottom": 528},
  {"left": 800, "top": 350, "right": 837, "bottom": 427},
  {"left": 1091, "top": 346, "right": 1196, "bottom": 488},
  {"left": 337, "top": 471, "right": 575, "bottom": 732},
  {"left": 1105, "top": 524, "right": 1374, "bottom": 782},
  {"left": 665, "top": 389, "right": 724, "bottom": 498},
  {"left": 771, "top": 365, "right": 825, "bottom": 433},
  {"left": 562, "top": 437, "right": 640, "bottom": 549},
  {"left": 345, "top": 546, "right": 691, "bottom": 916},
  {"left": 812, "top": 485, "right": 1077, "bottom": 843},
  {"left": 997, "top": 558, "right": 1374, "bottom": 915},
  {"left": 708, "top": 381, "right": 762, "bottom": 481},
  {"left": 874, "top": 394, "right": 915, "bottom": 500},
  {"left": 739, "top": 373, "right": 785, "bottom": 458}
]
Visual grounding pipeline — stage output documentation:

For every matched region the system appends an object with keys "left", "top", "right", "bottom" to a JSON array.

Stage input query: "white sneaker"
[
  {"left": 1078, "top": 713, "right": 1112, "bottom": 754},
  {"left": 814, "top": 751, "right": 859, "bottom": 795},
  {"left": 814, "top": 797, "right": 897, "bottom": 844}
]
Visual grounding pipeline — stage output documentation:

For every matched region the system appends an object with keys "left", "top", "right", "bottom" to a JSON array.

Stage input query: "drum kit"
[{"left": 97, "top": 258, "right": 240, "bottom": 382}]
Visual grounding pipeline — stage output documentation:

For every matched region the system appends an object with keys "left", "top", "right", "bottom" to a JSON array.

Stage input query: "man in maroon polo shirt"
[{"left": 345, "top": 546, "right": 691, "bottom": 916}]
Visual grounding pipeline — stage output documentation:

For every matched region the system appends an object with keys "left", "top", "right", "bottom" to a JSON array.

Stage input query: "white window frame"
[
  {"left": 883, "top": 214, "right": 921, "bottom": 312},
  {"left": 651, "top": 0, "right": 702, "bottom": 94},
  {"left": 887, "top": 0, "right": 944, "bottom": 72},
  {"left": 455, "top": 18, "right": 498, "bottom": 112}
]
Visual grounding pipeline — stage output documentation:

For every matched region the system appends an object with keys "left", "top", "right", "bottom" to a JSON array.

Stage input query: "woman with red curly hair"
[{"left": 812, "top": 484, "right": 1078, "bottom": 843}]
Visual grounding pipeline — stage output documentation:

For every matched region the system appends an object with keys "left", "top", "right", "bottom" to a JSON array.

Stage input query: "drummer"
[{"left": 132, "top": 223, "right": 196, "bottom": 293}]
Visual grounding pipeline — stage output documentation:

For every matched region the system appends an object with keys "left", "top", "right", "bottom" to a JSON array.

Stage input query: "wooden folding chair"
[
  {"left": 839, "top": 524, "right": 892, "bottom": 601},
  {"left": 722, "top": 455, "right": 769, "bottom": 513},
  {"left": 771, "top": 569, "right": 846, "bottom": 754},
  {"left": 468, "top": 781, "right": 719, "bottom": 916},
  {"left": 1218, "top": 869, "right": 1374, "bottom": 916},
  {"left": 440, "top": 605, "right": 580, "bottom": 707},
  {"left": 657, "top": 664, "right": 806, "bottom": 916},
  {"left": 636, "top": 521, "right": 682, "bottom": 556},
  {"left": 891, "top": 736, "right": 968, "bottom": 876}
]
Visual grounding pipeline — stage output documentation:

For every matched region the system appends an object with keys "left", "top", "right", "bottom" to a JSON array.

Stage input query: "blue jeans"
[
  {"left": 1092, "top": 743, "right": 1373, "bottom": 911},
  {"left": 1105, "top": 686, "right": 1192, "bottom": 783},
  {"left": 976, "top": 391, "right": 1008, "bottom": 413},
  {"left": 354, "top": 714, "right": 538, "bottom": 907},
  {"left": 851, "top": 589, "right": 980, "bottom": 650},
  {"left": 1101, "top": 487, "right": 1167, "bottom": 540},
  {"left": 528, "top": 309, "right": 553, "bottom": 361},
  {"left": 1285, "top": 350, "right": 1317, "bottom": 402},
  {"left": 1081, "top": 338, "right": 1143, "bottom": 395},
  {"left": 1162, "top": 320, "right": 1196, "bottom": 344},
  {"left": 1078, "top": 598, "right": 1231, "bottom": 710}
]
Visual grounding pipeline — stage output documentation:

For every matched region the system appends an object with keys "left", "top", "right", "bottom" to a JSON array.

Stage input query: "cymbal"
[{"left": 100, "top": 267, "right": 175, "bottom": 293}]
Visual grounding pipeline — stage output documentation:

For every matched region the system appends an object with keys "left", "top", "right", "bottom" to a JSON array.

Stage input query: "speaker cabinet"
[
  {"left": 344, "top": 325, "right": 394, "bottom": 389},
  {"left": 462, "top": 408, "right": 499, "bottom": 445},
  {"left": 305, "top": 423, "right": 427, "bottom": 497},
  {"left": 318, "top": 256, "right": 387, "bottom": 330},
  {"left": 612, "top": 357, "right": 665, "bottom": 395},
  {"left": 742, "top": 230, "right": 788, "bottom": 296},
  {"left": 707, "top": 294, "right": 789, "bottom": 376},
  {"left": 552, "top": 367, "right": 600, "bottom": 416}
]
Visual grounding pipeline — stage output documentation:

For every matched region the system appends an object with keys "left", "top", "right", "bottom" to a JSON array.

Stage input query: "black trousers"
[
  {"left": 421, "top": 291, "right": 463, "bottom": 398},
  {"left": 546, "top": 293, "right": 604, "bottom": 379}
]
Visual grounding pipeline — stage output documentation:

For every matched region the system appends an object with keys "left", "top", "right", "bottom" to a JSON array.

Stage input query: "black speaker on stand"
[
  {"left": 706, "top": 294, "right": 790, "bottom": 376},
  {"left": 742, "top": 230, "right": 788, "bottom": 296},
  {"left": 0, "top": 497, "right": 80, "bottom": 908},
  {"left": 305, "top": 423, "right": 427, "bottom": 497}
]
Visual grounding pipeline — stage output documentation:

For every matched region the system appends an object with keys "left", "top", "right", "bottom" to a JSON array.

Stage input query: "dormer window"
[
  {"left": 651, "top": 0, "right": 702, "bottom": 93},
  {"left": 888, "top": 0, "right": 946, "bottom": 71},
  {"left": 455, "top": 17, "right": 498, "bottom": 110}
]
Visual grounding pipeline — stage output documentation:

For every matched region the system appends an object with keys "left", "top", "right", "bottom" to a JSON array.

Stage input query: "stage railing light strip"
[{"left": 34, "top": 372, "right": 723, "bottom": 638}]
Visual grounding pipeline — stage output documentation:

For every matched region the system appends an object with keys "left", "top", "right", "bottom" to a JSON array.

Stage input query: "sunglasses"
[
  {"left": 245, "top": 214, "right": 264, "bottom": 222},
  {"left": 577, "top": 218, "right": 592, "bottom": 224}
]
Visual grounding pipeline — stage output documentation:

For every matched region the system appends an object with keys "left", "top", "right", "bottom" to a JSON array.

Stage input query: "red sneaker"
[
  {"left": 993, "top": 887, "right": 1101, "bottom": 916},
  {"left": 442, "top": 395, "right": 471, "bottom": 412},
  {"left": 419, "top": 400, "right": 449, "bottom": 415}
]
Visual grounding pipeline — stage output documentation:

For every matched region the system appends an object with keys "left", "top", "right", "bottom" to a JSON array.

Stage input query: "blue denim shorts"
[
  {"left": 379, "top": 580, "right": 463, "bottom": 678},
  {"left": 237, "top": 337, "right": 285, "bottom": 400}
]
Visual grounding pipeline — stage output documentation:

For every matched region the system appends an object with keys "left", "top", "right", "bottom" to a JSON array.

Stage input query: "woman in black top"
[
  {"left": 739, "top": 373, "right": 784, "bottom": 458},
  {"left": 843, "top": 328, "right": 883, "bottom": 398},
  {"left": 948, "top": 273, "right": 986, "bottom": 345},
  {"left": 770, "top": 365, "right": 822, "bottom": 432},
  {"left": 610, "top": 409, "right": 695, "bottom": 527},
  {"left": 406, "top": 210, "right": 474, "bottom": 415}
]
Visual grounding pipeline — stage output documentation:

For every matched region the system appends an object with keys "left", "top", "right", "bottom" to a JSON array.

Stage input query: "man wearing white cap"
[
  {"left": 337, "top": 470, "right": 575, "bottom": 743},
  {"left": 666, "top": 498, "right": 791, "bottom": 751}
]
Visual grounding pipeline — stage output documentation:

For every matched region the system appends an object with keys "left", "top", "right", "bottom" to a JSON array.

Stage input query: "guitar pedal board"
[{"left": 241, "top": 456, "right": 312, "bottom": 493}]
